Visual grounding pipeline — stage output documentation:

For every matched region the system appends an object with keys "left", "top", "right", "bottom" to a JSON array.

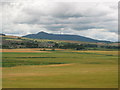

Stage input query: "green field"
[{"left": 2, "top": 49, "right": 118, "bottom": 88}]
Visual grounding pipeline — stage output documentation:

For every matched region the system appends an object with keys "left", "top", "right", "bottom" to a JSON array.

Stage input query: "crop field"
[{"left": 2, "top": 48, "right": 118, "bottom": 88}]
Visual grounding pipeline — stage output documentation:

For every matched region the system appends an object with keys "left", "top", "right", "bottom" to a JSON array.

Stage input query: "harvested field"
[{"left": 1, "top": 49, "right": 50, "bottom": 53}]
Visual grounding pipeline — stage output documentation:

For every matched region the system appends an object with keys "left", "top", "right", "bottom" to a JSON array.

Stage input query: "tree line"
[{"left": 1, "top": 39, "right": 119, "bottom": 50}]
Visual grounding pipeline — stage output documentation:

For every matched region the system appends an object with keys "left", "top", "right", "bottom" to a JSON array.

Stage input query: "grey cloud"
[
  {"left": 1, "top": 1, "right": 118, "bottom": 41},
  {"left": 44, "top": 24, "right": 66, "bottom": 31}
]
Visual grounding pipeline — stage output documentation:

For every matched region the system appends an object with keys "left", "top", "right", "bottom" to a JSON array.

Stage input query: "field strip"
[
  {"left": 2, "top": 63, "right": 74, "bottom": 69},
  {"left": 40, "top": 63, "right": 74, "bottom": 67},
  {"left": 3, "top": 64, "right": 74, "bottom": 77},
  {"left": 71, "top": 50, "right": 118, "bottom": 55},
  {"left": 1, "top": 49, "right": 50, "bottom": 53},
  {"left": 3, "top": 73, "right": 58, "bottom": 77}
]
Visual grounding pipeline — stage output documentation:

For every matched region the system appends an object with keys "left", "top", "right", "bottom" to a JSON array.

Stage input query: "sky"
[{"left": 0, "top": 0, "right": 119, "bottom": 42}]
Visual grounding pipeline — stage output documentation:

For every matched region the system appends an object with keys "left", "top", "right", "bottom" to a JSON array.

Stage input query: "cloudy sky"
[{"left": 1, "top": 0, "right": 118, "bottom": 42}]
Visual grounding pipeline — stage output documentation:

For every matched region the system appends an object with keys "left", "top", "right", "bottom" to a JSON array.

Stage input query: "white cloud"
[
  {"left": 1, "top": 0, "right": 118, "bottom": 42},
  {"left": 78, "top": 29, "right": 118, "bottom": 42}
]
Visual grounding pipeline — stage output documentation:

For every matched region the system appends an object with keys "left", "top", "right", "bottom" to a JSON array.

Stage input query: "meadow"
[{"left": 2, "top": 48, "right": 118, "bottom": 88}]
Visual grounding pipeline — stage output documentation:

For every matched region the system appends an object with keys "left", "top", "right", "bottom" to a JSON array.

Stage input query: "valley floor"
[{"left": 1, "top": 48, "right": 118, "bottom": 88}]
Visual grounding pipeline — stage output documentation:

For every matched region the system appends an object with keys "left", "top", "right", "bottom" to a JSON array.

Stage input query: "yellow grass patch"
[
  {"left": 3, "top": 73, "right": 58, "bottom": 77},
  {"left": 2, "top": 64, "right": 74, "bottom": 78},
  {"left": 29, "top": 63, "right": 74, "bottom": 67},
  {"left": 0, "top": 48, "right": 67, "bottom": 53},
  {"left": 0, "top": 48, "right": 50, "bottom": 53}
]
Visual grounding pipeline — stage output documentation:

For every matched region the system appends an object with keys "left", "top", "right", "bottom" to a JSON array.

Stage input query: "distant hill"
[
  {"left": 0, "top": 33, "right": 6, "bottom": 36},
  {"left": 22, "top": 32, "right": 111, "bottom": 43}
]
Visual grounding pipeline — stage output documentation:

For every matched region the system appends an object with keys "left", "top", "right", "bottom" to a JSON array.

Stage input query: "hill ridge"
[{"left": 22, "top": 31, "right": 111, "bottom": 43}]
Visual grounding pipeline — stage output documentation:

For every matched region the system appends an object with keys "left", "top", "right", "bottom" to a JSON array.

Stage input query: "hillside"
[
  {"left": 22, "top": 32, "right": 111, "bottom": 43},
  {"left": 1, "top": 35, "right": 119, "bottom": 50}
]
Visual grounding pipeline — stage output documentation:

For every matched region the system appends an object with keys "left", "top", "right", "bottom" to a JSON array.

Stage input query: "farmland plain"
[{"left": 2, "top": 48, "right": 118, "bottom": 88}]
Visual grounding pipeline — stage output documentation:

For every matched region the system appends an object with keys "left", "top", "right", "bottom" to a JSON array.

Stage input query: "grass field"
[{"left": 2, "top": 48, "right": 118, "bottom": 88}]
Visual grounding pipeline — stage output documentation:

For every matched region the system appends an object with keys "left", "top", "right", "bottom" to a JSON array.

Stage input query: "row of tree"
[
  {"left": 1, "top": 39, "right": 120, "bottom": 50},
  {"left": 53, "top": 43, "right": 119, "bottom": 50}
]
